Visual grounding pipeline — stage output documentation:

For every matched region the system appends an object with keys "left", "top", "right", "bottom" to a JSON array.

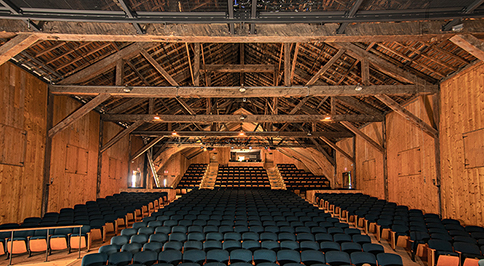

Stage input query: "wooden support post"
[
  {"left": 48, "top": 93, "right": 111, "bottom": 138},
  {"left": 340, "top": 121, "right": 385, "bottom": 153},
  {"left": 375, "top": 94, "right": 438, "bottom": 138},
  {"left": 361, "top": 59, "right": 370, "bottom": 85},
  {"left": 100, "top": 120, "right": 144, "bottom": 153},
  {"left": 194, "top": 43, "right": 200, "bottom": 86},
  {"left": 115, "top": 59, "right": 124, "bottom": 86},
  {"left": 284, "top": 43, "right": 291, "bottom": 86},
  {"left": 149, "top": 98, "right": 155, "bottom": 114},
  {"left": 290, "top": 43, "right": 300, "bottom": 83},
  {"left": 432, "top": 92, "right": 442, "bottom": 217},
  {"left": 352, "top": 135, "right": 357, "bottom": 188},
  {"left": 240, "top": 43, "right": 245, "bottom": 85},
  {"left": 41, "top": 93, "right": 54, "bottom": 216},
  {"left": 186, "top": 43, "right": 195, "bottom": 86},
  {"left": 382, "top": 116, "right": 389, "bottom": 200},
  {"left": 0, "top": 34, "right": 39, "bottom": 66},
  {"left": 96, "top": 120, "right": 104, "bottom": 198}
]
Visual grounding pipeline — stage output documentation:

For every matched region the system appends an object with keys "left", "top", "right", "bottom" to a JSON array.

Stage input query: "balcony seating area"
[
  {"left": 277, "top": 164, "right": 331, "bottom": 191},
  {"left": 215, "top": 166, "right": 270, "bottom": 188},
  {"left": 177, "top": 164, "right": 208, "bottom": 188}
]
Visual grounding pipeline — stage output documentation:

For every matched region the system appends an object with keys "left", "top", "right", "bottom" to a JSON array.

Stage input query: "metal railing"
[{"left": 0, "top": 224, "right": 84, "bottom": 266}]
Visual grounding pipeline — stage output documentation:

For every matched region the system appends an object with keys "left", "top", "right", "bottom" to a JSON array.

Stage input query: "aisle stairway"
[
  {"left": 199, "top": 163, "right": 218, "bottom": 189},
  {"left": 266, "top": 167, "right": 286, "bottom": 190}
]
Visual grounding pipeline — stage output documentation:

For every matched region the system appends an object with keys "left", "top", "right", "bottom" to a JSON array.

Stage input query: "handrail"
[{"left": 0, "top": 224, "right": 85, "bottom": 266}]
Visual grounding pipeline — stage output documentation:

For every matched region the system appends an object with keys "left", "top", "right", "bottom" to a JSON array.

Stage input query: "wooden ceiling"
[{"left": 1, "top": 0, "right": 484, "bottom": 160}]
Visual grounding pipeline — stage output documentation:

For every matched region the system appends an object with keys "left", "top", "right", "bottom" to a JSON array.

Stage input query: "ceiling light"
[
  {"left": 307, "top": 132, "right": 312, "bottom": 136},
  {"left": 171, "top": 131, "right": 178, "bottom": 136},
  {"left": 123, "top": 86, "right": 132, "bottom": 93},
  {"left": 323, "top": 115, "right": 332, "bottom": 121},
  {"left": 239, "top": 86, "right": 246, "bottom": 93},
  {"left": 239, "top": 131, "right": 245, "bottom": 136},
  {"left": 240, "top": 115, "right": 246, "bottom": 120},
  {"left": 249, "top": 146, "right": 252, "bottom": 149},
  {"left": 452, "top": 24, "right": 464, "bottom": 32},
  {"left": 153, "top": 115, "right": 161, "bottom": 120},
  {"left": 355, "top": 84, "right": 363, "bottom": 91}
]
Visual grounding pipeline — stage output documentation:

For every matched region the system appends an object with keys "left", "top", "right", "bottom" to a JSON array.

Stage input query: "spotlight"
[
  {"left": 355, "top": 84, "right": 363, "bottom": 91},
  {"left": 240, "top": 115, "right": 246, "bottom": 120},
  {"left": 452, "top": 24, "right": 464, "bottom": 32},
  {"left": 249, "top": 146, "right": 252, "bottom": 150}
]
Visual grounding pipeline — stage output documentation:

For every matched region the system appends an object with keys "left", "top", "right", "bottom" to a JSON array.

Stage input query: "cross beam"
[
  {"left": 49, "top": 84, "right": 438, "bottom": 97},
  {"left": 132, "top": 131, "right": 354, "bottom": 139},
  {"left": 102, "top": 114, "right": 383, "bottom": 123}
]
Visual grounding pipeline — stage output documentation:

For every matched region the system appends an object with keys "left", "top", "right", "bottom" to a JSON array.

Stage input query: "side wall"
[
  {"left": 337, "top": 97, "right": 439, "bottom": 214},
  {"left": 48, "top": 96, "right": 130, "bottom": 213},
  {"left": 0, "top": 63, "right": 48, "bottom": 224},
  {"left": 440, "top": 62, "right": 484, "bottom": 225}
]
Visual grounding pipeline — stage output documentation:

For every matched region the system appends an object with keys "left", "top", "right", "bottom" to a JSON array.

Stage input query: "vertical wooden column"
[
  {"left": 284, "top": 43, "right": 291, "bottom": 87},
  {"left": 352, "top": 135, "right": 357, "bottom": 189},
  {"left": 382, "top": 116, "right": 389, "bottom": 200},
  {"left": 332, "top": 150, "right": 337, "bottom": 189},
  {"left": 41, "top": 93, "right": 54, "bottom": 216},
  {"left": 433, "top": 92, "right": 443, "bottom": 217},
  {"left": 194, "top": 43, "right": 200, "bottom": 87},
  {"left": 96, "top": 120, "right": 104, "bottom": 198},
  {"left": 240, "top": 43, "right": 245, "bottom": 85}
]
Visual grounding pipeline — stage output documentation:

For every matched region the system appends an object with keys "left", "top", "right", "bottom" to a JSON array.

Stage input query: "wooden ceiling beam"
[
  {"left": 9, "top": 20, "right": 484, "bottom": 43},
  {"left": 0, "top": 34, "right": 39, "bottom": 66},
  {"left": 132, "top": 130, "right": 353, "bottom": 138},
  {"left": 375, "top": 94, "right": 438, "bottom": 138},
  {"left": 340, "top": 121, "right": 385, "bottom": 153},
  {"left": 103, "top": 114, "right": 383, "bottom": 123},
  {"left": 279, "top": 97, "right": 310, "bottom": 131},
  {"left": 50, "top": 84, "right": 438, "bottom": 97},
  {"left": 334, "top": 42, "right": 430, "bottom": 85},
  {"left": 449, "top": 34, "right": 484, "bottom": 61},
  {"left": 48, "top": 93, "right": 110, "bottom": 138}
]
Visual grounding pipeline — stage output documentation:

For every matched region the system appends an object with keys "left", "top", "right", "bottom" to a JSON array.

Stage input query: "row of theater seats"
[
  {"left": 315, "top": 192, "right": 484, "bottom": 266},
  {"left": 82, "top": 188, "right": 403, "bottom": 266},
  {"left": 0, "top": 191, "right": 167, "bottom": 260},
  {"left": 277, "top": 164, "right": 330, "bottom": 190},
  {"left": 215, "top": 167, "right": 270, "bottom": 188},
  {"left": 177, "top": 164, "right": 208, "bottom": 189}
]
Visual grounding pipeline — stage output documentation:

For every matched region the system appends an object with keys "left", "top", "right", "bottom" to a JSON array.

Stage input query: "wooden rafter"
[
  {"left": 335, "top": 42, "right": 430, "bottom": 85},
  {"left": 306, "top": 49, "right": 346, "bottom": 86},
  {"left": 279, "top": 97, "right": 310, "bottom": 131},
  {"left": 375, "top": 94, "right": 438, "bottom": 138},
  {"left": 59, "top": 43, "right": 144, "bottom": 84},
  {"left": 139, "top": 47, "right": 179, "bottom": 86},
  {"left": 335, "top": 96, "right": 383, "bottom": 117},
  {"left": 449, "top": 34, "right": 484, "bottom": 61},
  {"left": 48, "top": 93, "right": 111, "bottom": 138},
  {"left": 0, "top": 34, "right": 39, "bottom": 66},
  {"left": 284, "top": 43, "right": 291, "bottom": 86},
  {"left": 202, "top": 64, "right": 275, "bottom": 73},
  {"left": 108, "top": 98, "right": 146, "bottom": 114}
]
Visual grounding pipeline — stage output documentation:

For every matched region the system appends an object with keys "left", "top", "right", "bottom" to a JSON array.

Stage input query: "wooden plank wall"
[
  {"left": 99, "top": 122, "right": 129, "bottom": 198},
  {"left": 48, "top": 96, "right": 132, "bottom": 213},
  {"left": 48, "top": 96, "right": 99, "bottom": 212},
  {"left": 440, "top": 62, "right": 484, "bottom": 225},
  {"left": 336, "top": 98, "right": 439, "bottom": 213},
  {"left": 0, "top": 62, "right": 47, "bottom": 224},
  {"left": 386, "top": 98, "right": 439, "bottom": 213},
  {"left": 336, "top": 138, "right": 355, "bottom": 189}
]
